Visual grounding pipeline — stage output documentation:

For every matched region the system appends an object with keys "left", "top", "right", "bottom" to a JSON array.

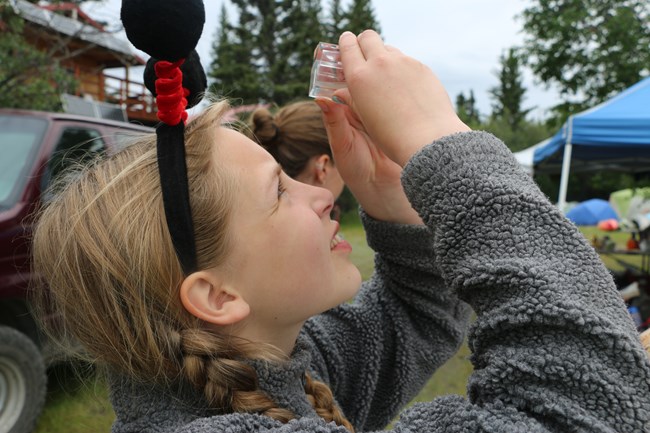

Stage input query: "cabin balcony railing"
[
  {"left": 102, "top": 72, "right": 158, "bottom": 124},
  {"left": 73, "top": 68, "right": 158, "bottom": 124}
]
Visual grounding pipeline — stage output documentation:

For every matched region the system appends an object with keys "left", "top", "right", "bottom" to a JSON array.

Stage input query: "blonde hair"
[
  {"left": 245, "top": 100, "right": 331, "bottom": 178},
  {"left": 32, "top": 100, "right": 353, "bottom": 431}
]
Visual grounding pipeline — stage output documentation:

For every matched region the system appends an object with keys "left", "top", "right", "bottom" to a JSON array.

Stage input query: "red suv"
[{"left": 0, "top": 109, "right": 152, "bottom": 433}]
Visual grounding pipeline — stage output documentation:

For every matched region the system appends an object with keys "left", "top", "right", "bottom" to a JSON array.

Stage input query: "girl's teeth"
[{"left": 330, "top": 234, "right": 343, "bottom": 249}]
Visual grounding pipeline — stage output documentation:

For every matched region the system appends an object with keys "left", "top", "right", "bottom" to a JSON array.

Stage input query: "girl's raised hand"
[
  {"left": 315, "top": 96, "right": 422, "bottom": 225},
  {"left": 333, "top": 30, "right": 470, "bottom": 167}
]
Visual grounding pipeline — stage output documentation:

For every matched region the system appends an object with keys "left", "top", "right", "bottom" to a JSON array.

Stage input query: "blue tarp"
[
  {"left": 533, "top": 76, "right": 650, "bottom": 173},
  {"left": 566, "top": 199, "right": 619, "bottom": 226}
]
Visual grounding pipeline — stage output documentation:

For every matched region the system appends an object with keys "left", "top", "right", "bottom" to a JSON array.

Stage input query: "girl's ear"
[
  {"left": 315, "top": 154, "right": 330, "bottom": 184},
  {"left": 179, "top": 271, "right": 250, "bottom": 326}
]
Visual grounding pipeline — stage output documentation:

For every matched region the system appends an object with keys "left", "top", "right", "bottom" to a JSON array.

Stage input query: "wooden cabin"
[{"left": 11, "top": 0, "right": 158, "bottom": 125}]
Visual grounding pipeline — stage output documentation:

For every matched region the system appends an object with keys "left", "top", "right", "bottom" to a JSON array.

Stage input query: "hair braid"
[
  {"left": 158, "top": 326, "right": 353, "bottom": 430},
  {"left": 304, "top": 373, "right": 355, "bottom": 432},
  {"left": 174, "top": 327, "right": 294, "bottom": 421}
]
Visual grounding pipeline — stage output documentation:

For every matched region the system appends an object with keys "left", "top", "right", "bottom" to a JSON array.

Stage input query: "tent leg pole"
[{"left": 558, "top": 142, "right": 573, "bottom": 213}]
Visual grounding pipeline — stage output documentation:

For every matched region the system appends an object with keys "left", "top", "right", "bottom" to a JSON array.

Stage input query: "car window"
[
  {"left": 0, "top": 115, "right": 48, "bottom": 210},
  {"left": 42, "top": 127, "right": 106, "bottom": 195}
]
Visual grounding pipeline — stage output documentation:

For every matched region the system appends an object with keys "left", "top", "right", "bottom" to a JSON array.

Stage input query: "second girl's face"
[
  {"left": 321, "top": 164, "right": 345, "bottom": 202},
  {"left": 214, "top": 128, "right": 361, "bottom": 334}
]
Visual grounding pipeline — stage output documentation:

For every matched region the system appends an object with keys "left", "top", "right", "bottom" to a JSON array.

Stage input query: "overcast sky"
[{"left": 83, "top": 0, "right": 560, "bottom": 120}]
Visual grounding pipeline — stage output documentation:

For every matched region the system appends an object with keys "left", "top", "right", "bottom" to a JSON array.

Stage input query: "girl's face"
[{"left": 215, "top": 128, "right": 361, "bottom": 337}]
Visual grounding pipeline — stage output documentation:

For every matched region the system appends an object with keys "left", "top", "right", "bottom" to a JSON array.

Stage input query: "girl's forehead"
[{"left": 216, "top": 127, "right": 275, "bottom": 163}]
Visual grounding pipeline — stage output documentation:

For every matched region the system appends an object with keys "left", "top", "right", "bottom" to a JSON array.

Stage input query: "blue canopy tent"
[{"left": 533, "top": 76, "right": 650, "bottom": 211}]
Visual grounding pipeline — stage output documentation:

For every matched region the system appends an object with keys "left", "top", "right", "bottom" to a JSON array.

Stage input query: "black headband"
[{"left": 121, "top": 0, "right": 207, "bottom": 275}]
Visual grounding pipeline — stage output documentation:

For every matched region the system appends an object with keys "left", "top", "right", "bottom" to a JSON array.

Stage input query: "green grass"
[
  {"left": 340, "top": 218, "right": 375, "bottom": 280},
  {"left": 578, "top": 226, "right": 644, "bottom": 272},
  {"left": 36, "top": 218, "right": 630, "bottom": 431},
  {"left": 36, "top": 364, "right": 114, "bottom": 432}
]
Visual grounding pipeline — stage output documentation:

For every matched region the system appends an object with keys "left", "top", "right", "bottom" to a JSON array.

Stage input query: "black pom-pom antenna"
[
  {"left": 120, "top": 0, "right": 208, "bottom": 276},
  {"left": 121, "top": 0, "right": 205, "bottom": 61}
]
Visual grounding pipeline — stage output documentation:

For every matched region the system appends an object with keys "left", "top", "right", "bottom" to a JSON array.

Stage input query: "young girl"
[{"left": 33, "top": 31, "right": 650, "bottom": 432}]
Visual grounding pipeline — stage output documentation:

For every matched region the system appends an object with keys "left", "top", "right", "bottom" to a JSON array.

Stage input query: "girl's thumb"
[{"left": 314, "top": 97, "right": 352, "bottom": 155}]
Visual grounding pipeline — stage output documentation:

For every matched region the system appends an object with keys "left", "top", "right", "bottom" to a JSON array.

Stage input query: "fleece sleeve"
[
  {"left": 387, "top": 131, "right": 650, "bottom": 432},
  {"left": 302, "top": 194, "right": 472, "bottom": 429}
]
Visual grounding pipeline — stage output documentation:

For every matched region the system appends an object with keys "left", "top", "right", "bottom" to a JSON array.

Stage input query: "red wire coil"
[{"left": 154, "top": 59, "right": 189, "bottom": 126}]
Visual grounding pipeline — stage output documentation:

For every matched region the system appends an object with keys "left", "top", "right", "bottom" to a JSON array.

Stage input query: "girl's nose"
[
  {"left": 314, "top": 185, "right": 334, "bottom": 218},
  {"left": 302, "top": 181, "right": 334, "bottom": 218}
]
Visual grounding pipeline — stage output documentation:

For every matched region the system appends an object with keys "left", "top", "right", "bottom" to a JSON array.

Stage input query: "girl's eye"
[{"left": 277, "top": 178, "right": 287, "bottom": 198}]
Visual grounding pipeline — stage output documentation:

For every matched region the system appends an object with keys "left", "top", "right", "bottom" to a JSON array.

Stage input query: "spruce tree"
[
  {"left": 274, "top": 0, "right": 325, "bottom": 103},
  {"left": 208, "top": 4, "right": 262, "bottom": 104},
  {"left": 489, "top": 48, "right": 532, "bottom": 131},
  {"left": 326, "top": 0, "right": 345, "bottom": 41},
  {"left": 344, "top": 0, "right": 381, "bottom": 35},
  {"left": 455, "top": 91, "right": 480, "bottom": 126},
  {"left": 209, "top": 0, "right": 325, "bottom": 105}
]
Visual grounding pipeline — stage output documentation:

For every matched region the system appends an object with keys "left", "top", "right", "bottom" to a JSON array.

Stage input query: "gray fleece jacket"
[{"left": 109, "top": 131, "right": 650, "bottom": 432}]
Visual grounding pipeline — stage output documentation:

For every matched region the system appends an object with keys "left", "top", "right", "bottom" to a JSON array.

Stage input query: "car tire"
[{"left": 0, "top": 325, "right": 47, "bottom": 433}]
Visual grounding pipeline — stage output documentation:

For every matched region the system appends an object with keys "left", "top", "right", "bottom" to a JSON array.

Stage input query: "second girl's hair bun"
[{"left": 251, "top": 108, "right": 280, "bottom": 145}]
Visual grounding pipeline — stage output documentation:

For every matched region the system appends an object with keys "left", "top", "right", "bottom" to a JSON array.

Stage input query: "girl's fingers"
[
  {"left": 356, "top": 30, "right": 386, "bottom": 59},
  {"left": 331, "top": 88, "right": 351, "bottom": 106},
  {"left": 314, "top": 97, "right": 352, "bottom": 155},
  {"left": 338, "top": 31, "right": 366, "bottom": 68}
]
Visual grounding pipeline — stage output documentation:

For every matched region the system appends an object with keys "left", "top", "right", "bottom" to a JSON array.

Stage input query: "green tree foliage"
[
  {"left": 455, "top": 90, "right": 481, "bottom": 127},
  {"left": 274, "top": 0, "right": 325, "bottom": 102},
  {"left": 457, "top": 60, "right": 552, "bottom": 154},
  {"left": 326, "top": 0, "right": 345, "bottom": 40},
  {"left": 489, "top": 48, "right": 532, "bottom": 132},
  {"left": 0, "top": 3, "right": 77, "bottom": 111},
  {"left": 208, "top": 4, "right": 263, "bottom": 103},
  {"left": 520, "top": 0, "right": 650, "bottom": 122},
  {"left": 209, "top": 0, "right": 325, "bottom": 105},
  {"left": 482, "top": 115, "right": 551, "bottom": 153},
  {"left": 209, "top": 0, "right": 382, "bottom": 105},
  {"left": 343, "top": 0, "right": 381, "bottom": 35}
]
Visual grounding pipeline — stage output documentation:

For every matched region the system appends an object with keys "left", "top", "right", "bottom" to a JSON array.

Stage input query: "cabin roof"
[{"left": 13, "top": 0, "right": 144, "bottom": 66}]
